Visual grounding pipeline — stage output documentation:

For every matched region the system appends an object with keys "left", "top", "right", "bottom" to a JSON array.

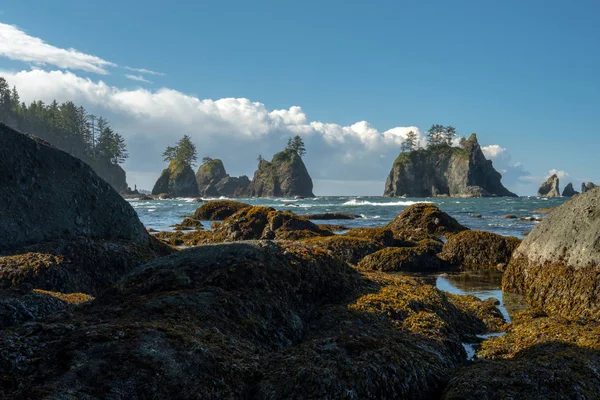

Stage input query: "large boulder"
[
  {"left": 303, "top": 236, "right": 384, "bottom": 264},
  {"left": 562, "top": 182, "right": 579, "bottom": 197},
  {"left": 247, "top": 149, "right": 314, "bottom": 197},
  {"left": 537, "top": 174, "right": 560, "bottom": 197},
  {"left": 151, "top": 160, "right": 199, "bottom": 198},
  {"left": 439, "top": 230, "right": 521, "bottom": 270},
  {"left": 0, "top": 242, "right": 504, "bottom": 399},
  {"left": 503, "top": 187, "right": 600, "bottom": 320},
  {"left": 384, "top": 134, "right": 517, "bottom": 197},
  {"left": 386, "top": 203, "right": 468, "bottom": 237},
  {"left": 0, "top": 123, "right": 148, "bottom": 252},
  {"left": 358, "top": 240, "right": 445, "bottom": 272}
]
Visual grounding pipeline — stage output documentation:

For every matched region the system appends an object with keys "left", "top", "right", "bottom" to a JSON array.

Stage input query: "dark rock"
[
  {"left": 212, "top": 206, "right": 332, "bottom": 241},
  {"left": 151, "top": 160, "right": 199, "bottom": 198},
  {"left": 195, "top": 158, "right": 251, "bottom": 197},
  {"left": 248, "top": 149, "right": 314, "bottom": 197},
  {"left": 384, "top": 134, "right": 517, "bottom": 197},
  {"left": 503, "top": 214, "right": 517, "bottom": 219},
  {"left": 562, "top": 182, "right": 579, "bottom": 197},
  {"left": 503, "top": 187, "right": 600, "bottom": 320},
  {"left": 442, "top": 309, "right": 600, "bottom": 399},
  {"left": 193, "top": 200, "right": 251, "bottom": 220},
  {"left": 358, "top": 240, "right": 445, "bottom": 272},
  {"left": 302, "top": 212, "right": 361, "bottom": 220},
  {"left": 0, "top": 242, "right": 504, "bottom": 399},
  {"left": 0, "top": 123, "right": 149, "bottom": 253},
  {"left": 86, "top": 156, "right": 129, "bottom": 193},
  {"left": 173, "top": 217, "right": 203, "bottom": 231},
  {"left": 472, "top": 214, "right": 482, "bottom": 218},
  {"left": 537, "top": 174, "right": 560, "bottom": 197},
  {"left": 582, "top": 182, "right": 598, "bottom": 193},
  {"left": 387, "top": 203, "right": 468, "bottom": 237},
  {"left": 439, "top": 230, "right": 521, "bottom": 270}
]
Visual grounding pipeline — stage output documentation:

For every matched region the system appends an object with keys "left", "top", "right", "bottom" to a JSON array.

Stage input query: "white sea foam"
[
  {"left": 360, "top": 214, "right": 381, "bottom": 219},
  {"left": 342, "top": 199, "right": 428, "bottom": 207}
]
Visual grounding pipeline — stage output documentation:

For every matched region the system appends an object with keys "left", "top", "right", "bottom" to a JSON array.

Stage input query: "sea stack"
[
  {"left": 384, "top": 134, "right": 516, "bottom": 197},
  {"left": 195, "top": 158, "right": 250, "bottom": 197},
  {"left": 582, "top": 182, "right": 598, "bottom": 193},
  {"left": 248, "top": 149, "right": 314, "bottom": 197},
  {"left": 152, "top": 160, "right": 199, "bottom": 198},
  {"left": 537, "top": 174, "right": 560, "bottom": 197},
  {"left": 562, "top": 182, "right": 579, "bottom": 197}
]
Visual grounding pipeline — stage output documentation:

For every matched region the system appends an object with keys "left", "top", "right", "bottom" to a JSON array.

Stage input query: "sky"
[{"left": 0, "top": 0, "right": 599, "bottom": 195}]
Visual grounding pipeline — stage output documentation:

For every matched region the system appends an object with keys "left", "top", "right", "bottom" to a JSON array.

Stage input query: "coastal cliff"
[
  {"left": 86, "top": 158, "right": 128, "bottom": 193},
  {"left": 152, "top": 160, "right": 199, "bottom": 197},
  {"left": 248, "top": 149, "right": 315, "bottom": 197},
  {"left": 195, "top": 158, "right": 250, "bottom": 197},
  {"left": 384, "top": 134, "right": 516, "bottom": 198}
]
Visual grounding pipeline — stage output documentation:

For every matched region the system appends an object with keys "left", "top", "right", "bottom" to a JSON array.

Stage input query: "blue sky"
[{"left": 1, "top": 0, "right": 599, "bottom": 195}]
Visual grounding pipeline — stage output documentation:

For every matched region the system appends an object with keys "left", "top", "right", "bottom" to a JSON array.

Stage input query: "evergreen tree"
[
  {"left": 402, "top": 130, "right": 419, "bottom": 152},
  {"left": 426, "top": 124, "right": 444, "bottom": 147},
  {"left": 443, "top": 125, "right": 457, "bottom": 146},
  {"left": 286, "top": 135, "right": 306, "bottom": 157},
  {"left": 162, "top": 135, "right": 198, "bottom": 167},
  {"left": 202, "top": 156, "right": 214, "bottom": 164}
]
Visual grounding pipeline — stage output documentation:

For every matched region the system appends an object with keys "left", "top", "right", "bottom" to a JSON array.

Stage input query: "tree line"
[
  {"left": 0, "top": 77, "right": 128, "bottom": 166},
  {"left": 401, "top": 124, "right": 468, "bottom": 152}
]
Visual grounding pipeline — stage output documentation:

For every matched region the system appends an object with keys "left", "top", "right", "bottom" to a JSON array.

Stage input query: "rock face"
[
  {"left": 195, "top": 158, "right": 250, "bottom": 197},
  {"left": 562, "top": 182, "right": 579, "bottom": 197},
  {"left": 193, "top": 200, "right": 251, "bottom": 220},
  {"left": 248, "top": 150, "right": 314, "bottom": 197},
  {"left": 152, "top": 160, "right": 199, "bottom": 197},
  {"left": 384, "top": 134, "right": 517, "bottom": 197},
  {"left": 387, "top": 203, "right": 468, "bottom": 237},
  {"left": 0, "top": 241, "right": 504, "bottom": 399},
  {"left": 537, "top": 174, "right": 560, "bottom": 197},
  {"left": 86, "top": 157, "right": 128, "bottom": 193},
  {"left": 582, "top": 181, "right": 598, "bottom": 193},
  {"left": 439, "top": 230, "right": 521, "bottom": 270},
  {"left": 503, "top": 187, "right": 600, "bottom": 320},
  {"left": 0, "top": 123, "right": 149, "bottom": 252}
]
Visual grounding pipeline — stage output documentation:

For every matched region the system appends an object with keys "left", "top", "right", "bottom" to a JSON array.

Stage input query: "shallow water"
[{"left": 129, "top": 195, "right": 567, "bottom": 238}]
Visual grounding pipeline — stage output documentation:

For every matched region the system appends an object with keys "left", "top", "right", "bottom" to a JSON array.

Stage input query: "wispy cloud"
[
  {"left": 124, "top": 66, "right": 164, "bottom": 76},
  {"left": 0, "top": 22, "right": 116, "bottom": 74},
  {"left": 125, "top": 74, "right": 152, "bottom": 83}
]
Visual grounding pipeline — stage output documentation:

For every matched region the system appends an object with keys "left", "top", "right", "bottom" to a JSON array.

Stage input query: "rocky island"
[
  {"left": 384, "top": 133, "right": 516, "bottom": 198},
  {"left": 537, "top": 174, "right": 560, "bottom": 197}
]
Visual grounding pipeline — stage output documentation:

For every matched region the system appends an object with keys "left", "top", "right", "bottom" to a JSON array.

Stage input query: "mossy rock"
[
  {"left": 153, "top": 230, "right": 214, "bottom": 246},
  {"left": 387, "top": 203, "right": 468, "bottom": 237},
  {"left": 193, "top": 200, "right": 251, "bottom": 220},
  {"left": 358, "top": 241, "right": 445, "bottom": 272},
  {"left": 439, "top": 230, "right": 521, "bottom": 270},
  {"left": 173, "top": 217, "right": 203, "bottom": 231},
  {"left": 343, "top": 227, "right": 404, "bottom": 247},
  {"left": 303, "top": 236, "right": 383, "bottom": 265},
  {"left": 442, "top": 310, "right": 600, "bottom": 399}
]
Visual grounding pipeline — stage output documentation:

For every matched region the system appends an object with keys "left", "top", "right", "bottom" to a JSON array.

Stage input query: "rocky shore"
[{"left": 2, "top": 124, "right": 599, "bottom": 398}]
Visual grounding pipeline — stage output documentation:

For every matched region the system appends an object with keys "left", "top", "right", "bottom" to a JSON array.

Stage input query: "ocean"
[{"left": 128, "top": 195, "right": 567, "bottom": 239}]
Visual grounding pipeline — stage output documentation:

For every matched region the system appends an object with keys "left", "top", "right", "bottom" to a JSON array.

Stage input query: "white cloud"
[
  {"left": 125, "top": 74, "right": 152, "bottom": 84},
  {"left": 124, "top": 66, "right": 164, "bottom": 76},
  {"left": 547, "top": 169, "right": 569, "bottom": 180},
  {"left": 1, "top": 69, "right": 424, "bottom": 192},
  {"left": 0, "top": 23, "right": 116, "bottom": 74}
]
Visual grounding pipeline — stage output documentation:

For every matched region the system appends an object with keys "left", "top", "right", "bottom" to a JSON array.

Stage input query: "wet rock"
[
  {"left": 503, "top": 187, "right": 600, "bottom": 320},
  {"left": 537, "top": 174, "right": 560, "bottom": 197},
  {"left": 503, "top": 214, "right": 517, "bottom": 219},
  {"left": 302, "top": 212, "right": 361, "bottom": 220},
  {"left": 193, "top": 200, "right": 251, "bottom": 220},
  {"left": 442, "top": 309, "right": 600, "bottom": 399},
  {"left": 0, "top": 243, "right": 503, "bottom": 399},
  {"left": 387, "top": 203, "right": 468, "bottom": 237},
  {"left": 212, "top": 206, "right": 332, "bottom": 241},
  {"left": 343, "top": 227, "right": 401, "bottom": 247},
  {"left": 562, "top": 182, "right": 579, "bottom": 197},
  {"left": 0, "top": 123, "right": 149, "bottom": 252},
  {"left": 303, "top": 236, "right": 384, "bottom": 264},
  {"left": 358, "top": 240, "right": 445, "bottom": 272},
  {"left": 439, "top": 231, "right": 521, "bottom": 270},
  {"left": 472, "top": 214, "right": 482, "bottom": 218},
  {"left": 173, "top": 217, "right": 203, "bottom": 231}
]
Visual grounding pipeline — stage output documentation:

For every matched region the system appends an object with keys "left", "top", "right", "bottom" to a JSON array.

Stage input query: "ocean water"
[{"left": 129, "top": 195, "right": 567, "bottom": 239}]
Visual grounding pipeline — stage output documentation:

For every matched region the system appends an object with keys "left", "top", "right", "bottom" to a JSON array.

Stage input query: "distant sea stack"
[
  {"left": 582, "top": 182, "right": 598, "bottom": 193},
  {"left": 562, "top": 182, "right": 579, "bottom": 197},
  {"left": 152, "top": 160, "right": 199, "bottom": 197},
  {"left": 537, "top": 174, "right": 560, "bottom": 197},
  {"left": 248, "top": 149, "right": 315, "bottom": 198},
  {"left": 195, "top": 158, "right": 250, "bottom": 197},
  {"left": 87, "top": 158, "right": 129, "bottom": 193},
  {"left": 383, "top": 134, "right": 516, "bottom": 198}
]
